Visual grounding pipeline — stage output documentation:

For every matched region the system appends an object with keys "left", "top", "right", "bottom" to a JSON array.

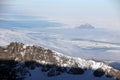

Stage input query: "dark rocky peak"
[{"left": 0, "top": 42, "right": 57, "bottom": 64}]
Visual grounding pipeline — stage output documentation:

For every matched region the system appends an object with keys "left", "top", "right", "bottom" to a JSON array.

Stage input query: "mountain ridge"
[{"left": 0, "top": 42, "right": 120, "bottom": 80}]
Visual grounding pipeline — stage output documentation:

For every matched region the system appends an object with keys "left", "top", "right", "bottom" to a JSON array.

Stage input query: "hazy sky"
[{"left": 0, "top": 0, "right": 120, "bottom": 29}]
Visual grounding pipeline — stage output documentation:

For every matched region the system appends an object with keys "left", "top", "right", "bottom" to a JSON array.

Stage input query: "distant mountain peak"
[{"left": 77, "top": 23, "right": 95, "bottom": 29}]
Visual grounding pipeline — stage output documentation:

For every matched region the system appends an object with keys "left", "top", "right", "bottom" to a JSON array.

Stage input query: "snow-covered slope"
[{"left": 0, "top": 42, "right": 120, "bottom": 80}]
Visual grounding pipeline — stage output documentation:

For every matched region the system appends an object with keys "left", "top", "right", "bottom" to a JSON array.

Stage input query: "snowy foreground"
[{"left": 0, "top": 42, "right": 120, "bottom": 80}]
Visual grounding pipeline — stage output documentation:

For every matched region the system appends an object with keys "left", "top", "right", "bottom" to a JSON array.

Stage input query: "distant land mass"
[{"left": 77, "top": 23, "right": 95, "bottom": 29}]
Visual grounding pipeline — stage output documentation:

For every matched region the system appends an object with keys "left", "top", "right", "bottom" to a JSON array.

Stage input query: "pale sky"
[{"left": 0, "top": 0, "right": 120, "bottom": 29}]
